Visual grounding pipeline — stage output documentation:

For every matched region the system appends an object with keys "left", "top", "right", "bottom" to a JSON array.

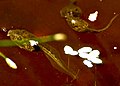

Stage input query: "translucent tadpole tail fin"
[
  {"left": 88, "top": 14, "right": 119, "bottom": 32},
  {"left": 38, "top": 43, "right": 79, "bottom": 79}
]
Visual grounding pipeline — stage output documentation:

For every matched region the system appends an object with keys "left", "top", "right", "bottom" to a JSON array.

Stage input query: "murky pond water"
[{"left": 0, "top": 0, "right": 120, "bottom": 86}]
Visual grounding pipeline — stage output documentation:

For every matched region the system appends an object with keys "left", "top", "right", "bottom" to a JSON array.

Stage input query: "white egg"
[
  {"left": 69, "top": 50, "right": 78, "bottom": 55},
  {"left": 83, "top": 60, "right": 93, "bottom": 68},
  {"left": 89, "top": 50, "right": 100, "bottom": 58},
  {"left": 89, "top": 58, "right": 103, "bottom": 64},
  {"left": 78, "top": 52, "right": 90, "bottom": 59},
  {"left": 78, "top": 47, "right": 92, "bottom": 53},
  {"left": 64, "top": 45, "right": 74, "bottom": 54}
]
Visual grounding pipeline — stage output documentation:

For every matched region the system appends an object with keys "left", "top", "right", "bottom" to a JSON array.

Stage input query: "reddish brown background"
[{"left": 0, "top": 0, "right": 120, "bottom": 86}]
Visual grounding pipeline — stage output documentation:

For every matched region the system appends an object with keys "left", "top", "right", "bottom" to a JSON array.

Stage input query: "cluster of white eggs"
[{"left": 64, "top": 45, "right": 103, "bottom": 68}]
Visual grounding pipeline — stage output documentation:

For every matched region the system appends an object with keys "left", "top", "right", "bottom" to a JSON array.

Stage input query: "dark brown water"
[{"left": 0, "top": 0, "right": 120, "bottom": 86}]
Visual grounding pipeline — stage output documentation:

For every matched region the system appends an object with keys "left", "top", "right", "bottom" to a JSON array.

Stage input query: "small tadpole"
[{"left": 60, "top": 0, "right": 119, "bottom": 32}]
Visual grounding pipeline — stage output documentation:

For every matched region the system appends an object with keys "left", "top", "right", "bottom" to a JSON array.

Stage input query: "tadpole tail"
[
  {"left": 38, "top": 43, "right": 78, "bottom": 80},
  {"left": 88, "top": 14, "right": 119, "bottom": 32}
]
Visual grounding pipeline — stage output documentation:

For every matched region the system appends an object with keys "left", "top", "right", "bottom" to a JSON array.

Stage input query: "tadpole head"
[{"left": 60, "top": 4, "right": 82, "bottom": 18}]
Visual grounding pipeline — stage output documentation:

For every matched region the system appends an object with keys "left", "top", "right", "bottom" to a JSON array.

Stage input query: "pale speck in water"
[
  {"left": 114, "top": 12, "right": 116, "bottom": 15},
  {"left": 11, "top": 26, "right": 14, "bottom": 28},
  {"left": 18, "top": 52, "right": 21, "bottom": 54},
  {"left": 114, "top": 47, "right": 117, "bottom": 49},
  {"left": 25, "top": 67, "right": 27, "bottom": 70}
]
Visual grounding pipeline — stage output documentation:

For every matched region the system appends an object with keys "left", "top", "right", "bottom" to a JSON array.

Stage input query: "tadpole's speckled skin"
[{"left": 7, "top": 29, "right": 36, "bottom": 52}]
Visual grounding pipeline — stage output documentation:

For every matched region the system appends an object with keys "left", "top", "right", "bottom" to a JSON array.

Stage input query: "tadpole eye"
[{"left": 33, "top": 45, "right": 41, "bottom": 52}]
